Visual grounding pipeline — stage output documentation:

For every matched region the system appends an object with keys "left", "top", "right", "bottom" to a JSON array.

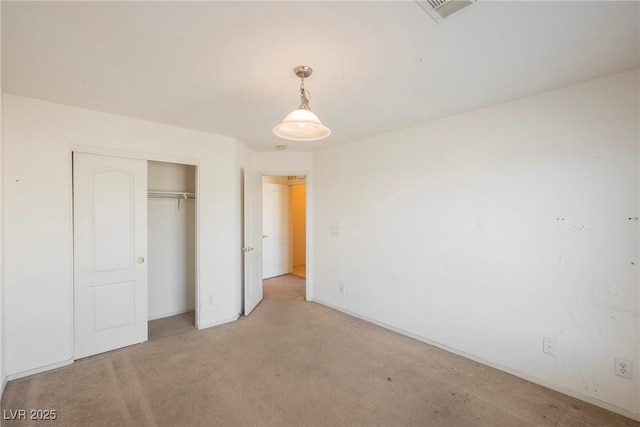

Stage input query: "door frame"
[
  {"left": 258, "top": 169, "right": 313, "bottom": 301},
  {"left": 70, "top": 144, "right": 201, "bottom": 356}
]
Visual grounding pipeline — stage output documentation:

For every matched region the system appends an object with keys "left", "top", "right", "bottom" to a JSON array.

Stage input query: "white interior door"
[
  {"left": 73, "top": 152, "right": 148, "bottom": 359},
  {"left": 262, "top": 183, "right": 290, "bottom": 279},
  {"left": 243, "top": 168, "right": 262, "bottom": 315}
]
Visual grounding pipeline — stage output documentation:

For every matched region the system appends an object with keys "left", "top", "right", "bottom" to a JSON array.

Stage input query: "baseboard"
[
  {"left": 6, "top": 359, "right": 74, "bottom": 382},
  {"left": 1, "top": 374, "right": 7, "bottom": 396},
  {"left": 4, "top": 315, "right": 238, "bottom": 381},
  {"left": 196, "top": 315, "right": 238, "bottom": 330},
  {"left": 148, "top": 308, "right": 195, "bottom": 321},
  {"left": 311, "top": 298, "right": 640, "bottom": 423}
]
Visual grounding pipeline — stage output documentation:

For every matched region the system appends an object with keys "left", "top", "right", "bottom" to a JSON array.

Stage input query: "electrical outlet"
[
  {"left": 339, "top": 283, "right": 345, "bottom": 294},
  {"left": 543, "top": 337, "right": 556, "bottom": 355},
  {"left": 615, "top": 357, "right": 633, "bottom": 379},
  {"left": 208, "top": 296, "right": 215, "bottom": 305}
]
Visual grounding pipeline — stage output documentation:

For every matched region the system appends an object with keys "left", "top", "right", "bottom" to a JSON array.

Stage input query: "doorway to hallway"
[
  {"left": 241, "top": 172, "right": 309, "bottom": 316},
  {"left": 261, "top": 175, "right": 306, "bottom": 283}
]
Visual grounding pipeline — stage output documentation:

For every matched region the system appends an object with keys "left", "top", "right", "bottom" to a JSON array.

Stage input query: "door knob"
[
  {"left": 262, "top": 234, "right": 269, "bottom": 238},
  {"left": 137, "top": 257, "right": 145, "bottom": 264}
]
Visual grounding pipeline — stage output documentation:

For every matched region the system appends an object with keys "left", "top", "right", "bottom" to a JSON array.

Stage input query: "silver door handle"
[
  {"left": 137, "top": 257, "right": 145, "bottom": 264},
  {"left": 262, "top": 234, "right": 269, "bottom": 238}
]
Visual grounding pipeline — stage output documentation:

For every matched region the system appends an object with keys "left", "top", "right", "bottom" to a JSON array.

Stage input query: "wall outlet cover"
[
  {"left": 615, "top": 357, "right": 633, "bottom": 379},
  {"left": 543, "top": 337, "right": 556, "bottom": 356}
]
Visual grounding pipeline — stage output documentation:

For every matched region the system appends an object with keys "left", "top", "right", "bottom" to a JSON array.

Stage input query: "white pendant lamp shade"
[
  {"left": 273, "top": 65, "right": 331, "bottom": 142},
  {"left": 273, "top": 107, "right": 331, "bottom": 141}
]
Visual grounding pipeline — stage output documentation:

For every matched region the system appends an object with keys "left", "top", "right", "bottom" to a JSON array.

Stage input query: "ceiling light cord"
[{"left": 299, "top": 78, "right": 311, "bottom": 110}]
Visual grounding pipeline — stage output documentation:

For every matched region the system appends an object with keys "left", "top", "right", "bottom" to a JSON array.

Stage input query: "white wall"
[
  {"left": 0, "top": 0, "right": 5, "bottom": 395},
  {"left": 148, "top": 161, "right": 196, "bottom": 320},
  {"left": 254, "top": 152, "right": 313, "bottom": 175},
  {"left": 3, "top": 94, "right": 240, "bottom": 376},
  {"left": 313, "top": 69, "right": 640, "bottom": 417}
]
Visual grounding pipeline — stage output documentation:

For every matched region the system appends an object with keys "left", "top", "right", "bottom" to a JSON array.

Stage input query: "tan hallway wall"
[{"left": 291, "top": 184, "right": 306, "bottom": 267}]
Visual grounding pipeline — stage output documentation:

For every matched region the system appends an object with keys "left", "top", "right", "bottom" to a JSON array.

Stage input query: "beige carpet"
[
  {"left": 1, "top": 275, "right": 637, "bottom": 426},
  {"left": 263, "top": 273, "right": 306, "bottom": 300}
]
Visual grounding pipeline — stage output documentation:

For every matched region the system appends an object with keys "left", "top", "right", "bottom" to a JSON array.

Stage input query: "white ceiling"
[{"left": 3, "top": 1, "right": 639, "bottom": 151}]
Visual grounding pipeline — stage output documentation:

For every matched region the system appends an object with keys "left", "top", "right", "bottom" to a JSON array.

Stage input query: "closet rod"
[{"left": 147, "top": 191, "right": 196, "bottom": 200}]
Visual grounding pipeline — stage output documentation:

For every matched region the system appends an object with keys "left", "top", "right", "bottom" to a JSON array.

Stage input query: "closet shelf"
[{"left": 148, "top": 191, "right": 196, "bottom": 200}]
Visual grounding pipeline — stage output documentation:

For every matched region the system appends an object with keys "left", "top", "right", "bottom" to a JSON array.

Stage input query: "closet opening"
[
  {"left": 262, "top": 175, "right": 306, "bottom": 301},
  {"left": 147, "top": 160, "right": 197, "bottom": 337},
  {"left": 73, "top": 153, "right": 199, "bottom": 359}
]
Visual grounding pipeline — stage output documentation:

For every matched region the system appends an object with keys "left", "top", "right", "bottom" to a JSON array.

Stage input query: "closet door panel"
[
  {"left": 93, "top": 170, "right": 134, "bottom": 271},
  {"left": 73, "top": 152, "right": 148, "bottom": 359}
]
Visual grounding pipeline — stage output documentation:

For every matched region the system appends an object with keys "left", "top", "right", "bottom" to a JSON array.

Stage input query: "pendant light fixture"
[{"left": 273, "top": 66, "right": 331, "bottom": 141}]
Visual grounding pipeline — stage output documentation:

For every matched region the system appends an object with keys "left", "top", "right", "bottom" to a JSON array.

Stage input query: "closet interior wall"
[{"left": 147, "top": 161, "right": 196, "bottom": 320}]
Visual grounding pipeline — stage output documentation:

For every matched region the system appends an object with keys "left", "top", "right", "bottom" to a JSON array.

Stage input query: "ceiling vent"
[{"left": 417, "top": 0, "right": 475, "bottom": 23}]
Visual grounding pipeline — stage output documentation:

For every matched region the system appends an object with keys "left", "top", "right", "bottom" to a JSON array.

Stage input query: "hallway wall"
[{"left": 291, "top": 184, "right": 306, "bottom": 267}]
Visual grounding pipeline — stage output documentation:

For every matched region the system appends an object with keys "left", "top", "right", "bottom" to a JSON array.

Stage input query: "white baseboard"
[
  {"left": 196, "top": 315, "right": 238, "bottom": 330},
  {"left": 148, "top": 308, "right": 195, "bottom": 321},
  {"left": 3, "top": 314, "right": 237, "bottom": 382},
  {"left": 311, "top": 298, "right": 640, "bottom": 423},
  {"left": 6, "top": 359, "right": 74, "bottom": 382}
]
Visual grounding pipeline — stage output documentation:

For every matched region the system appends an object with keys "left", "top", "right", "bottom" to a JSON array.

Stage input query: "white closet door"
[{"left": 73, "top": 152, "right": 148, "bottom": 359}]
